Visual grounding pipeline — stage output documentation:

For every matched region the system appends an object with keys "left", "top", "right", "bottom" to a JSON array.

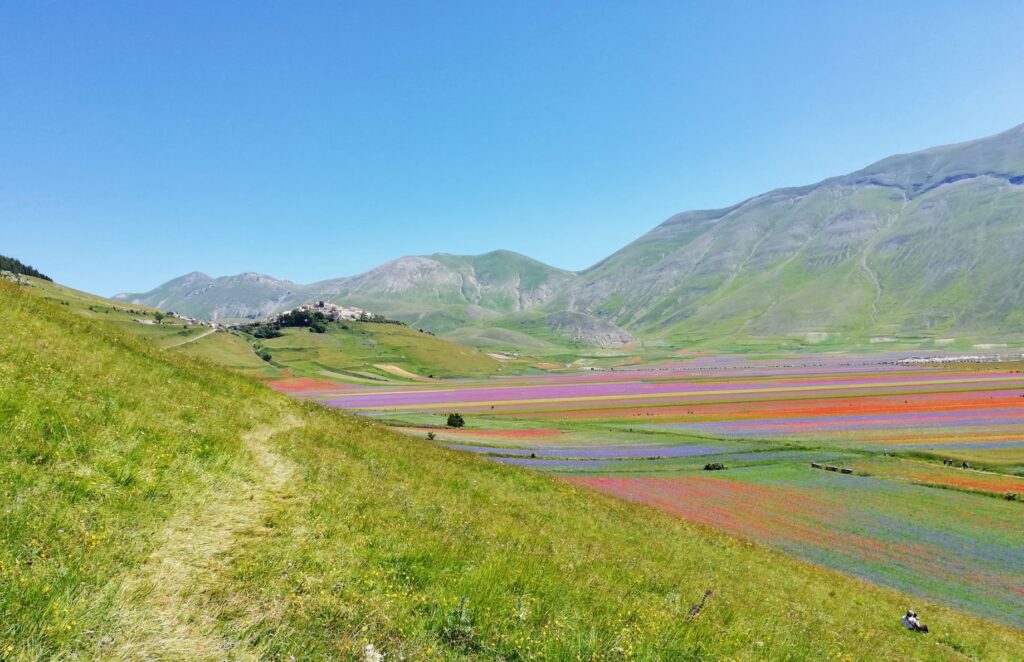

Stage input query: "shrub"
[
  {"left": 259, "top": 351, "right": 272, "bottom": 362},
  {"left": 248, "top": 324, "right": 283, "bottom": 339},
  {"left": 703, "top": 463, "right": 726, "bottom": 471},
  {"left": 278, "top": 309, "right": 330, "bottom": 329},
  {"left": 446, "top": 413, "right": 465, "bottom": 428}
]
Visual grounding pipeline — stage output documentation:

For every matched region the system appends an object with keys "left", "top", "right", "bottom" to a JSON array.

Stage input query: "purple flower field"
[{"left": 444, "top": 443, "right": 728, "bottom": 459}]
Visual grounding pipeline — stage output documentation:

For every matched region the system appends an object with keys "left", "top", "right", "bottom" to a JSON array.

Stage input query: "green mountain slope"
[
  {"left": 332, "top": 250, "right": 576, "bottom": 311},
  {"left": 564, "top": 122, "right": 1024, "bottom": 347},
  {"left": 5, "top": 283, "right": 1024, "bottom": 659}
]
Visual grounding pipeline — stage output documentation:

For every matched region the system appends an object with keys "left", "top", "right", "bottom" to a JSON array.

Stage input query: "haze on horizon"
[{"left": 3, "top": 1, "right": 1023, "bottom": 295}]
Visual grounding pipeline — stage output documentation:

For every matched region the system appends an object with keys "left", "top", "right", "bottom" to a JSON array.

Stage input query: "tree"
[
  {"left": 446, "top": 413, "right": 465, "bottom": 428},
  {"left": 259, "top": 351, "right": 272, "bottom": 362},
  {"left": 248, "top": 324, "right": 282, "bottom": 339},
  {"left": 278, "top": 309, "right": 329, "bottom": 329},
  {"left": 154, "top": 312, "right": 165, "bottom": 324},
  {"left": 0, "top": 254, "right": 52, "bottom": 281}
]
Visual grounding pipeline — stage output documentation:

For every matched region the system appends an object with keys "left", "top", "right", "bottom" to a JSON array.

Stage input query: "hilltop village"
[
  {"left": 262, "top": 300, "right": 376, "bottom": 325},
  {"left": 131, "top": 300, "right": 388, "bottom": 331}
]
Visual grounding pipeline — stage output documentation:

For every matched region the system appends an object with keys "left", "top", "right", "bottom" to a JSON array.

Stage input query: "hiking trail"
[{"left": 103, "top": 413, "right": 303, "bottom": 660}]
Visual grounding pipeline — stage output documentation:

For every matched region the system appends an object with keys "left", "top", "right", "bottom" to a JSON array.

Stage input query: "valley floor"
[{"left": 309, "top": 354, "right": 1024, "bottom": 630}]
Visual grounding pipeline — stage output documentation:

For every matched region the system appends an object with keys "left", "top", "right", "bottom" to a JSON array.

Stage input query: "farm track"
[
  {"left": 163, "top": 327, "right": 218, "bottom": 348},
  {"left": 101, "top": 413, "right": 303, "bottom": 660}
]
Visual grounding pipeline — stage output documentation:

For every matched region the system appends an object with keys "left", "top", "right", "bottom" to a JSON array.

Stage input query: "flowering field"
[
  {"left": 301, "top": 353, "right": 1024, "bottom": 627},
  {"left": 850, "top": 457, "right": 1024, "bottom": 497},
  {"left": 570, "top": 467, "right": 1024, "bottom": 627}
]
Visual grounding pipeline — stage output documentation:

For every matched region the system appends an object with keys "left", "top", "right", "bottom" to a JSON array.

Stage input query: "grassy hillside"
[
  {"left": 563, "top": 124, "right": 1024, "bottom": 349},
  {"left": 254, "top": 321, "right": 524, "bottom": 380},
  {"left": 3, "top": 283, "right": 1024, "bottom": 659},
  {"left": 15, "top": 277, "right": 525, "bottom": 381},
  {"left": 178, "top": 330, "right": 282, "bottom": 378},
  {"left": 0, "top": 281, "right": 285, "bottom": 659},
  {"left": 17, "top": 276, "right": 213, "bottom": 348}
]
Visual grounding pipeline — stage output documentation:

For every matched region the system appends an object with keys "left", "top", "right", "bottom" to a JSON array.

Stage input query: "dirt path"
[
  {"left": 374, "top": 363, "right": 431, "bottom": 381},
  {"left": 163, "top": 327, "right": 218, "bottom": 349},
  {"left": 103, "top": 413, "right": 303, "bottom": 660}
]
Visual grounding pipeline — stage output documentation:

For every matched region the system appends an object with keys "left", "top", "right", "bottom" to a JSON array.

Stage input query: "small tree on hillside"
[
  {"left": 154, "top": 312, "right": 165, "bottom": 324},
  {"left": 446, "top": 413, "right": 465, "bottom": 428}
]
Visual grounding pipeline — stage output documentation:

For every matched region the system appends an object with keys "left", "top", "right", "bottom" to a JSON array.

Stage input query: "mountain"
[
  {"left": 118, "top": 123, "right": 1024, "bottom": 348},
  {"left": 113, "top": 271, "right": 303, "bottom": 320},
  {"left": 560, "top": 122, "right": 1024, "bottom": 346},
  {"left": 116, "top": 251, "right": 576, "bottom": 328},
  {"left": 335, "top": 251, "right": 576, "bottom": 311},
  {"left": 314, "top": 251, "right": 578, "bottom": 332}
]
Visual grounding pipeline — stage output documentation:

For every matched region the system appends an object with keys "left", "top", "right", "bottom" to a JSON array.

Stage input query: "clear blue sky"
[{"left": 3, "top": 1, "right": 1023, "bottom": 295}]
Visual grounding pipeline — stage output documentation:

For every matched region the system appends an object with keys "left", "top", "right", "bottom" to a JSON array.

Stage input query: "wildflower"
[{"left": 363, "top": 643, "right": 385, "bottom": 662}]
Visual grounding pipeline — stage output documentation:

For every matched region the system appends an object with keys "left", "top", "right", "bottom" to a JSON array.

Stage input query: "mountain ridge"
[
  {"left": 559, "top": 121, "right": 1024, "bottom": 344},
  {"left": 114, "top": 250, "right": 578, "bottom": 327},
  {"left": 116, "top": 123, "right": 1024, "bottom": 348}
]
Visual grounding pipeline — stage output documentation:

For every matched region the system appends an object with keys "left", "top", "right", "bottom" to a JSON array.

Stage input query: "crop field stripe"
[{"left": 334, "top": 375, "right": 1024, "bottom": 410}]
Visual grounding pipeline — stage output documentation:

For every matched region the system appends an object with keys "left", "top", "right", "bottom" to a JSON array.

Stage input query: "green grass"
[
  {"left": 2, "top": 280, "right": 1023, "bottom": 659},
  {"left": 16, "top": 278, "right": 538, "bottom": 381},
  {"left": 178, "top": 330, "right": 281, "bottom": 378},
  {"left": 0, "top": 281, "right": 283, "bottom": 658},
  {"left": 22, "top": 275, "right": 215, "bottom": 348},
  {"left": 258, "top": 322, "right": 525, "bottom": 379}
]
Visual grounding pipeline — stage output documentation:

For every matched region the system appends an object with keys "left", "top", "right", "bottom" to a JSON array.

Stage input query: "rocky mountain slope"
[
  {"left": 113, "top": 271, "right": 302, "bottom": 320},
  {"left": 115, "top": 251, "right": 576, "bottom": 328},
  {"left": 118, "top": 123, "right": 1024, "bottom": 347}
]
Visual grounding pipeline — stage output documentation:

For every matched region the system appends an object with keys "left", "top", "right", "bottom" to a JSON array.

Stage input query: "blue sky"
[{"left": 2, "top": 1, "right": 1023, "bottom": 295}]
